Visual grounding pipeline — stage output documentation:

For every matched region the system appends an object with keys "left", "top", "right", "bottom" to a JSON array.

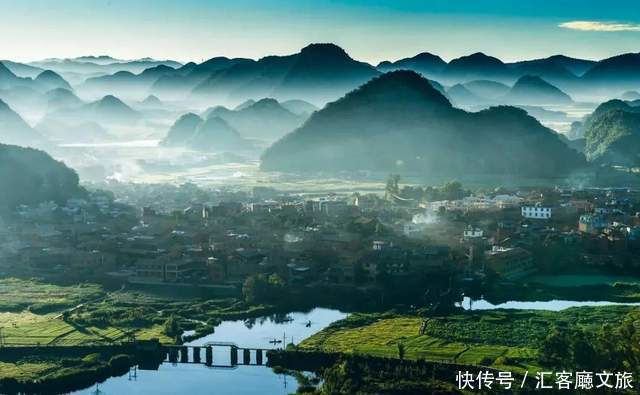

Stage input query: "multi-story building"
[{"left": 521, "top": 205, "right": 552, "bottom": 219}]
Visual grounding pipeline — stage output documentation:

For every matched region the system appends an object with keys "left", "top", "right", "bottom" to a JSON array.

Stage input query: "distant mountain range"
[
  {"left": 261, "top": 70, "right": 585, "bottom": 177},
  {"left": 447, "top": 75, "right": 573, "bottom": 107},
  {"left": 161, "top": 113, "right": 252, "bottom": 152},
  {"left": 201, "top": 98, "right": 309, "bottom": 141},
  {"left": 28, "top": 57, "right": 183, "bottom": 76},
  {"left": 503, "top": 75, "right": 573, "bottom": 105},
  {"left": 376, "top": 53, "right": 447, "bottom": 76},
  {"left": 39, "top": 94, "right": 141, "bottom": 131},
  {"left": 4, "top": 45, "right": 638, "bottom": 106},
  {"left": 3, "top": 46, "right": 640, "bottom": 103},
  {"left": 191, "top": 43, "right": 379, "bottom": 104}
]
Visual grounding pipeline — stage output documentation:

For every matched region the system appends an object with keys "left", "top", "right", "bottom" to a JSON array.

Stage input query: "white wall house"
[
  {"left": 463, "top": 226, "right": 484, "bottom": 239},
  {"left": 521, "top": 206, "right": 552, "bottom": 219}
]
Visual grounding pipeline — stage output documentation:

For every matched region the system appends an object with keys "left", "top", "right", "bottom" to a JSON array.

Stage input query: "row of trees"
[
  {"left": 540, "top": 310, "right": 640, "bottom": 372},
  {"left": 385, "top": 175, "right": 469, "bottom": 202},
  {"left": 242, "top": 273, "right": 287, "bottom": 304}
]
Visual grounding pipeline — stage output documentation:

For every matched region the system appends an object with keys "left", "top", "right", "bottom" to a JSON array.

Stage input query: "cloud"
[{"left": 559, "top": 21, "right": 640, "bottom": 32}]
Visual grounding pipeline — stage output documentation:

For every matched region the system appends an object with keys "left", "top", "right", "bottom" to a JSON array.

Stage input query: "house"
[
  {"left": 521, "top": 205, "right": 552, "bottom": 219},
  {"left": 579, "top": 214, "right": 608, "bottom": 234},
  {"left": 133, "top": 259, "right": 165, "bottom": 281},
  {"left": 484, "top": 246, "right": 534, "bottom": 280},
  {"left": 133, "top": 258, "right": 195, "bottom": 283},
  {"left": 463, "top": 226, "right": 483, "bottom": 240}
]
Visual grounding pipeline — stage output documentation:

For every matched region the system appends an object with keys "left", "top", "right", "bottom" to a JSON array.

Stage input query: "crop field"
[
  {"left": 0, "top": 278, "right": 104, "bottom": 313},
  {"left": 0, "top": 361, "right": 59, "bottom": 380},
  {"left": 299, "top": 306, "right": 638, "bottom": 372}
]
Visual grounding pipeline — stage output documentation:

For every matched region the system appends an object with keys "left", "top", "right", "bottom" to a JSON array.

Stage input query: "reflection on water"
[
  {"left": 188, "top": 308, "right": 348, "bottom": 349},
  {"left": 73, "top": 363, "right": 297, "bottom": 395},
  {"left": 460, "top": 296, "right": 640, "bottom": 311},
  {"left": 74, "top": 308, "right": 347, "bottom": 395}
]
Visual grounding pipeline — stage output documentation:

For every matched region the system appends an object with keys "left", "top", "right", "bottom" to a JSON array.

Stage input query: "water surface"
[{"left": 74, "top": 308, "right": 347, "bottom": 395}]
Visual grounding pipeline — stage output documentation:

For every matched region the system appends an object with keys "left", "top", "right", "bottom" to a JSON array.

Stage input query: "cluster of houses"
[{"left": 2, "top": 183, "right": 639, "bottom": 291}]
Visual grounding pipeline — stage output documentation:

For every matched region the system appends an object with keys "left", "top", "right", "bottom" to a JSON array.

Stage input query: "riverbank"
[
  {"left": 267, "top": 350, "right": 488, "bottom": 394},
  {"left": 483, "top": 275, "right": 640, "bottom": 305},
  {"left": 0, "top": 343, "right": 165, "bottom": 394}
]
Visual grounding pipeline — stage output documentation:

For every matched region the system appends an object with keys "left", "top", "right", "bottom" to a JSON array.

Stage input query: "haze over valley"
[{"left": 2, "top": 43, "right": 640, "bottom": 190}]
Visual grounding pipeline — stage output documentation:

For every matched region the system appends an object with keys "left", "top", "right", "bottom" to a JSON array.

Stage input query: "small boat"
[
  {"left": 305, "top": 320, "right": 312, "bottom": 328},
  {"left": 269, "top": 339, "right": 283, "bottom": 344}
]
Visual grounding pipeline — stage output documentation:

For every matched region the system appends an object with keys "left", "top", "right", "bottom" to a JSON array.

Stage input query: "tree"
[
  {"left": 385, "top": 174, "right": 400, "bottom": 198},
  {"left": 163, "top": 314, "right": 181, "bottom": 339},
  {"left": 397, "top": 342, "right": 405, "bottom": 360},
  {"left": 539, "top": 327, "right": 570, "bottom": 368},
  {"left": 242, "top": 274, "right": 269, "bottom": 303},
  {"left": 242, "top": 274, "right": 286, "bottom": 303},
  {"left": 441, "top": 181, "right": 465, "bottom": 201}
]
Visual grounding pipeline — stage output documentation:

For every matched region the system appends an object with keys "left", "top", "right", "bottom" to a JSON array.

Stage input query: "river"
[
  {"left": 459, "top": 296, "right": 640, "bottom": 311},
  {"left": 70, "top": 297, "right": 640, "bottom": 393},
  {"left": 73, "top": 308, "right": 347, "bottom": 395}
]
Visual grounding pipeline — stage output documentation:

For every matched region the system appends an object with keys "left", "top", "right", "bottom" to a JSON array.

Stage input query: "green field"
[
  {"left": 299, "top": 306, "right": 639, "bottom": 373},
  {"left": 0, "top": 280, "right": 181, "bottom": 346},
  {"left": 0, "top": 278, "right": 104, "bottom": 313}
]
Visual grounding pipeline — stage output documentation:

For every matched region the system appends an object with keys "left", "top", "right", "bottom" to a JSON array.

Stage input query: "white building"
[
  {"left": 463, "top": 226, "right": 484, "bottom": 239},
  {"left": 521, "top": 205, "right": 552, "bottom": 219}
]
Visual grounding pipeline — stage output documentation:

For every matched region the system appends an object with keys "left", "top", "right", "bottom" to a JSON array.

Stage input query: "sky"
[{"left": 1, "top": 0, "right": 640, "bottom": 64}]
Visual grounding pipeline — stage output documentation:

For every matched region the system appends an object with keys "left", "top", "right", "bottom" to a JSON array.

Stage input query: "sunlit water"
[
  {"left": 459, "top": 297, "right": 640, "bottom": 311},
  {"left": 74, "top": 308, "right": 347, "bottom": 395}
]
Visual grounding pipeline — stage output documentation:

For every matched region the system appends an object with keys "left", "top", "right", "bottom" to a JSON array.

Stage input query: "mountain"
[
  {"left": 447, "top": 84, "right": 489, "bottom": 106},
  {"left": 161, "top": 113, "right": 250, "bottom": 151},
  {"left": 72, "top": 55, "right": 121, "bottom": 65},
  {"left": 584, "top": 109, "right": 640, "bottom": 166},
  {"left": 463, "top": 80, "right": 510, "bottom": 99},
  {"left": 139, "top": 94, "right": 163, "bottom": 108},
  {"left": 541, "top": 55, "right": 596, "bottom": 76},
  {"left": 0, "top": 144, "right": 84, "bottom": 210},
  {"left": 508, "top": 56, "right": 585, "bottom": 84},
  {"left": 503, "top": 75, "right": 573, "bottom": 105},
  {"left": 203, "top": 98, "right": 307, "bottom": 141},
  {"left": 150, "top": 57, "right": 254, "bottom": 99},
  {"left": 187, "top": 116, "right": 250, "bottom": 151},
  {"left": 45, "top": 88, "right": 84, "bottom": 111},
  {"left": 443, "top": 52, "right": 514, "bottom": 83},
  {"left": 568, "top": 99, "right": 640, "bottom": 140},
  {"left": 261, "top": 70, "right": 585, "bottom": 177},
  {"left": 192, "top": 44, "right": 379, "bottom": 104},
  {"left": 81, "top": 65, "right": 177, "bottom": 97},
  {"left": 376, "top": 52, "right": 447, "bottom": 77},
  {"left": 0, "top": 61, "right": 44, "bottom": 78},
  {"left": 0, "top": 62, "right": 32, "bottom": 90},
  {"left": 234, "top": 99, "right": 256, "bottom": 111},
  {"left": 281, "top": 99, "right": 318, "bottom": 116},
  {"left": 29, "top": 58, "right": 183, "bottom": 76},
  {"left": 35, "top": 70, "right": 72, "bottom": 91},
  {"left": 81, "top": 95, "right": 141, "bottom": 124},
  {"left": 161, "top": 113, "right": 203, "bottom": 146},
  {"left": 0, "top": 99, "right": 43, "bottom": 146},
  {"left": 621, "top": 91, "right": 640, "bottom": 101},
  {"left": 581, "top": 53, "right": 640, "bottom": 88}
]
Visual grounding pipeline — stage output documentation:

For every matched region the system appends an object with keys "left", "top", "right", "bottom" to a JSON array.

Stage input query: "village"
[{"left": 2, "top": 179, "right": 639, "bottom": 297}]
